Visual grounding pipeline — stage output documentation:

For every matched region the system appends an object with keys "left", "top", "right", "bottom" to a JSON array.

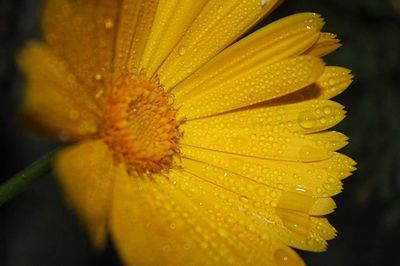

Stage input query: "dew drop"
[
  {"left": 295, "top": 186, "right": 307, "bottom": 193},
  {"left": 274, "top": 248, "right": 300, "bottom": 266},
  {"left": 178, "top": 46, "right": 186, "bottom": 56},
  {"left": 323, "top": 106, "right": 332, "bottom": 115},
  {"left": 298, "top": 111, "right": 317, "bottom": 129},
  {"left": 306, "top": 238, "right": 315, "bottom": 246},
  {"left": 261, "top": 0, "right": 268, "bottom": 7},
  {"left": 323, "top": 183, "right": 333, "bottom": 191},
  {"left": 95, "top": 73, "right": 103, "bottom": 80},
  {"left": 298, "top": 146, "right": 314, "bottom": 160},
  {"left": 104, "top": 18, "right": 114, "bottom": 29}
]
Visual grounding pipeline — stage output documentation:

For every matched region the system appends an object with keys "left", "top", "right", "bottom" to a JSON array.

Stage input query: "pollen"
[{"left": 101, "top": 75, "right": 181, "bottom": 175}]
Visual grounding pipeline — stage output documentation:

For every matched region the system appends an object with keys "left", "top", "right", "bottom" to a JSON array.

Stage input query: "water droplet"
[
  {"left": 299, "top": 146, "right": 315, "bottom": 160},
  {"left": 298, "top": 111, "right": 317, "bottom": 129},
  {"left": 274, "top": 248, "right": 302, "bottom": 266},
  {"left": 295, "top": 186, "right": 307, "bottom": 193},
  {"left": 178, "top": 46, "right": 186, "bottom": 56},
  {"left": 104, "top": 18, "right": 114, "bottom": 29},
  {"left": 95, "top": 73, "right": 103, "bottom": 80},
  {"left": 261, "top": 0, "right": 268, "bottom": 7},
  {"left": 323, "top": 106, "right": 332, "bottom": 115},
  {"left": 323, "top": 183, "right": 334, "bottom": 191},
  {"left": 306, "top": 238, "right": 315, "bottom": 246},
  {"left": 95, "top": 90, "right": 104, "bottom": 99}
]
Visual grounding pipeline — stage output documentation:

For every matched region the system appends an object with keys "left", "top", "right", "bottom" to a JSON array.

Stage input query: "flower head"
[{"left": 19, "top": 0, "right": 355, "bottom": 265}]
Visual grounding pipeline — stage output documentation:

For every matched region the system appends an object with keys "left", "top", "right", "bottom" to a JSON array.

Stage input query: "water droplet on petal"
[
  {"left": 95, "top": 73, "right": 103, "bottom": 80},
  {"left": 298, "top": 111, "right": 317, "bottom": 129},
  {"left": 298, "top": 146, "right": 315, "bottom": 160},
  {"left": 178, "top": 46, "right": 186, "bottom": 56},
  {"left": 323, "top": 106, "right": 332, "bottom": 115},
  {"left": 104, "top": 18, "right": 114, "bottom": 29},
  {"left": 274, "top": 248, "right": 302, "bottom": 266},
  {"left": 295, "top": 186, "right": 307, "bottom": 193}
]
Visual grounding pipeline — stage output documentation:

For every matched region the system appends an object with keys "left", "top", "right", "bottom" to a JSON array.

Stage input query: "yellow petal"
[
  {"left": 177, "top": 56, "right": 325, "bottom": 119},
  {"left": 167, "top": 169, "right": 334, "bottom": 252},
  {"left": 263, "top": 66, "right": 353, "bottom": 104},
  {"left": 157, "top": 0, "right": 282, "bottom": 88},
  {"left": 111, "top": 168, "right": 306, "bottom": 265},
  {"left": 110, "top": 169, "right": 211, "bottom": 265},
  {"left": 18, "top": 41, "right": 100, "bottom": 140},
  {"left": 308, "top": 131, "right": 349, "bottom": 151},
  {"left": 310, "top": 153, "right": 357, "bottom": 180},
  {"left": 181, "top": 145, "right": 343, "bottom": 197},
  {"left": 180, "top": 126, "right": 335, "bottom": 162},
  {"left": 306, "top": 32, "right": 342, "bottom": 57},
  {"left": 183, "top": 99, "right": 345, "bottom": 134},
  {"left": 42, "top": 0, "right": 121, "bottom": 93},
  {"left": 173, "top": 13, "right": 324, "bottom": 100},
  {"left": 114, "top": 0, "right": 159, "bottom": 77},
  {"left": 55, "top": 140, "right": 115, "bottom": 249},
  {"left": 141, "top": 0, "right": 209, "bottom": 76},
  {"left": 181, "top": 157, "right": 337, "bottom": 215},
  {"left": 316, "top": 66, "right": 354, "bottom": 99}
]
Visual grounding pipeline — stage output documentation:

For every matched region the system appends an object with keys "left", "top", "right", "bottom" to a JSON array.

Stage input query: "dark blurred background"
[{"left": 1, "top": 0, "right": 400, "bottom": 265}]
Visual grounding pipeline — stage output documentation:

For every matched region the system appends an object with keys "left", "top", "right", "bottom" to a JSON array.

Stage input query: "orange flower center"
[{"left": 101, "top": 75, "right": 181, "bottom": 175}]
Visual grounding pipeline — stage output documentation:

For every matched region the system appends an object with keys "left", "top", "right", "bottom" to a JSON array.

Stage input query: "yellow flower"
[{"left": 19, "top": 1, "right": 355, "bottom": 265}]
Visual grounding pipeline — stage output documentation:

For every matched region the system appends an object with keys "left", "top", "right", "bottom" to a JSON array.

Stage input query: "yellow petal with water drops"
[
  {"left": 18, "top": 41, "right": 100, "bottom": 140},
  {"left": 181, "top": 145, "right": 343, "bottom": 197},
  {"left": 173, "top": 12, "right": 324, "bottom": 100},
  {"left": 307, "top": 131, "right": 349, "bottom": 151},
  {"left": 181, "top": 126, "right": 334, "bottom": 162},
  {"left": 306, "top": 32, "right": 342, "bottom": 57},
  {"left": 113, "top": 0, "right": 159, "bottom": 77},
  {"left": 42, "top": 0, "right": 121, "bottom": 93},
  {"left": 316, "top": 66, "right": 354, "bottom": 99},
  {"left": 140, "top": 0, "right": 209, "bottom": 76},
  {"left": 181, "top": 157, "right": 336, "bottom": 216},
  {"left": 110, "top": 168, "right": 216, "bottom": 266},
  {"left": 273, "top": 66, "right": 352, "bottom": 103},
  {"left": 111, "top": 168, "right": 306, "bottom": 265},
  {"left": 55, "top": 140, "right": 115, "bottom": 249},
  {"left": 157, "top": 0, "right": 282, "bottom": 88},
  {"left": 168, "top": 169, "right": 335, "bottom": 252},
  {"left": 168, "top": 170, "right": 307, "bottom": 265},
  {"left": 310, "top": 153, "right": 357, "bottom": 180},
  {"left": 177, "top": 56, "right": 325, "bottom": 119},
  {"left": 183, "top": 99, "right": 345, "bottom": 135}
]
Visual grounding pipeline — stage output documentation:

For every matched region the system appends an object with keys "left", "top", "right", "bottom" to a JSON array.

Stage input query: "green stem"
[{"left": 0, "top": 149, "right": 58, "bottom": 206}]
